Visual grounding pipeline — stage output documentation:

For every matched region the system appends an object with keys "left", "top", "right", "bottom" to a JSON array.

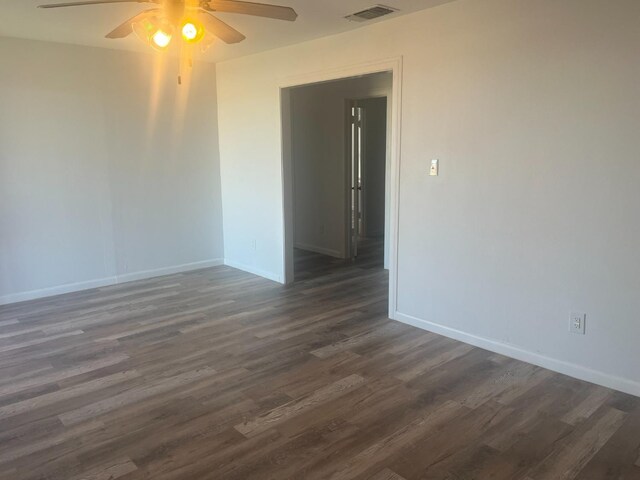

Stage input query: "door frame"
[{"left": 279, "top": 57, "right": 403, "bottom": 317}]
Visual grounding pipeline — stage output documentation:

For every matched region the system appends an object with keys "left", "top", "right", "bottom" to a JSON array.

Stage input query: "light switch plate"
[
  {"left": 430, "top": 159, "right": 439, "bottom": 176},
  {"left": 570, "top": 312, "right": 586, "bottom": 335}
]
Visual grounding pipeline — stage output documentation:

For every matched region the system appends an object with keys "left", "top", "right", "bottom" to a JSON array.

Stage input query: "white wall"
[
  {"left": 289, "top": 74, "right": 391, "bottom": 259},
  {"left": 216, "top": 0, "right": 640, "bottom": 395},
  {"left": 0, "top": 37, "right": 224, "bottom": 304}
]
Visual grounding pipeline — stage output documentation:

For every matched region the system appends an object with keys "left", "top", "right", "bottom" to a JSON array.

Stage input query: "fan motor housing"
[{"left": 164, "top": 0, "right": 186, "bottom": 23}]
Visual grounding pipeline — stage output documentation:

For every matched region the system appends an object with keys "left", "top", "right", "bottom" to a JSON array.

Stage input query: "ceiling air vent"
[{"left": 345, "top": 5, "right": 399, "bottom": 23}]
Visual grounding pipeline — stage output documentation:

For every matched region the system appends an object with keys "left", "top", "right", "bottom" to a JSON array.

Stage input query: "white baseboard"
[
  {"left": 0, "top": 259, "right": 224, "bottom": 306},
  {"left": 116, "top": 259, "right": 223, "bottom": 283},
  {"left": 0, "top": 277, "right": 118, "bottom": 306},
  {"left": 223, "top": 260, "right": 283, "bottom": 283},
  {"left": 392, "top": 311, "right": 640, "bottom": 398},
  {"left": 294, "top": 242, "right": 344, "bottom": 259}
]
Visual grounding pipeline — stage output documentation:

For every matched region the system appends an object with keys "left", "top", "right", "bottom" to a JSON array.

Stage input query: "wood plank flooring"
[{"left": 0, "top": 244, "right": 639, "bottom": 479}]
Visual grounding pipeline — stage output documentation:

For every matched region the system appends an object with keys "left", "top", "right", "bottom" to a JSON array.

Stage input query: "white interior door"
[{"left": 350, "top": 105, "right": 364, "bottom": 258}]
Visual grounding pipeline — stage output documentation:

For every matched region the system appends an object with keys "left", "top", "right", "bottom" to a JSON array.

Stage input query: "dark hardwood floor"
[
  {"left": 294, "top": 237, "right": 385, "bottom": 281},
  {"left": 1, "top": 243, "right": 639, "bottom": 479}
]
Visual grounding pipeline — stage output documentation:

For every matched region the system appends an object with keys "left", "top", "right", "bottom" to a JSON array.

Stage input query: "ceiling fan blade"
[
  {"left": 105, "top": 8, "right": 159, "bottom": 38},
  {"left": 203, "top": 0, "right": 297, "bottom": 21},
  {"left": 198, "top": 11, "right": 246, "bottom": 44},
  {"left": 39, "top": 0, "right": 155, "bottom": 9}
]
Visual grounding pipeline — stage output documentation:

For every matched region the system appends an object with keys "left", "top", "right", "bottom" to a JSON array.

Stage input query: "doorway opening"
[
  {"left": 281, "top": 72, "right": 392, "bottom": 282},
  {"left": 348, "top": 97, "right": 388, "bottom": 264}
]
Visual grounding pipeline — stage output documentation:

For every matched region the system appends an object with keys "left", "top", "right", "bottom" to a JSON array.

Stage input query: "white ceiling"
[{"left": 0, "top": 0, "right": 456, "bottom": 62}]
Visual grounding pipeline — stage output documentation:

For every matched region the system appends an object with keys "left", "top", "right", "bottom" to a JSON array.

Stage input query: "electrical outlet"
[
  {"left": 251, "top": 239, "right": 257, "bottom": 251},
  {"left": 570, "top": 312, "right": 586, "bottom": 335}
]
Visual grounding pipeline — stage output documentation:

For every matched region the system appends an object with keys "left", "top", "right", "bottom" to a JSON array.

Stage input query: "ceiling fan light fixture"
[
  {"left": 132, "top": 16, "right": 174, "bottom": 51},
  {"left": 181, "top": 20, "right": 205, "bottom": 43},
  {"left": 200, "top": 32, "right": 216, "bottom": 53},
  {"left": 133, "top": 17, "right": 155, "bottom": 41},
  {"left": 152, "top": 28, "right": 173, "bottom": 48}
]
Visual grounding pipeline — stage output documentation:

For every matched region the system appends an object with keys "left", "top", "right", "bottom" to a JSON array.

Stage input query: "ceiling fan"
[{"left": 37, "top": 0, "right": 298, "bottom": 51}]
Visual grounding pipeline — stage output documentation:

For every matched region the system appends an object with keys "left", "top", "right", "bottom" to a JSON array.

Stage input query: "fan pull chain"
[{"left": 177, "top": 48, "right": 195, "bottom": 85}]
